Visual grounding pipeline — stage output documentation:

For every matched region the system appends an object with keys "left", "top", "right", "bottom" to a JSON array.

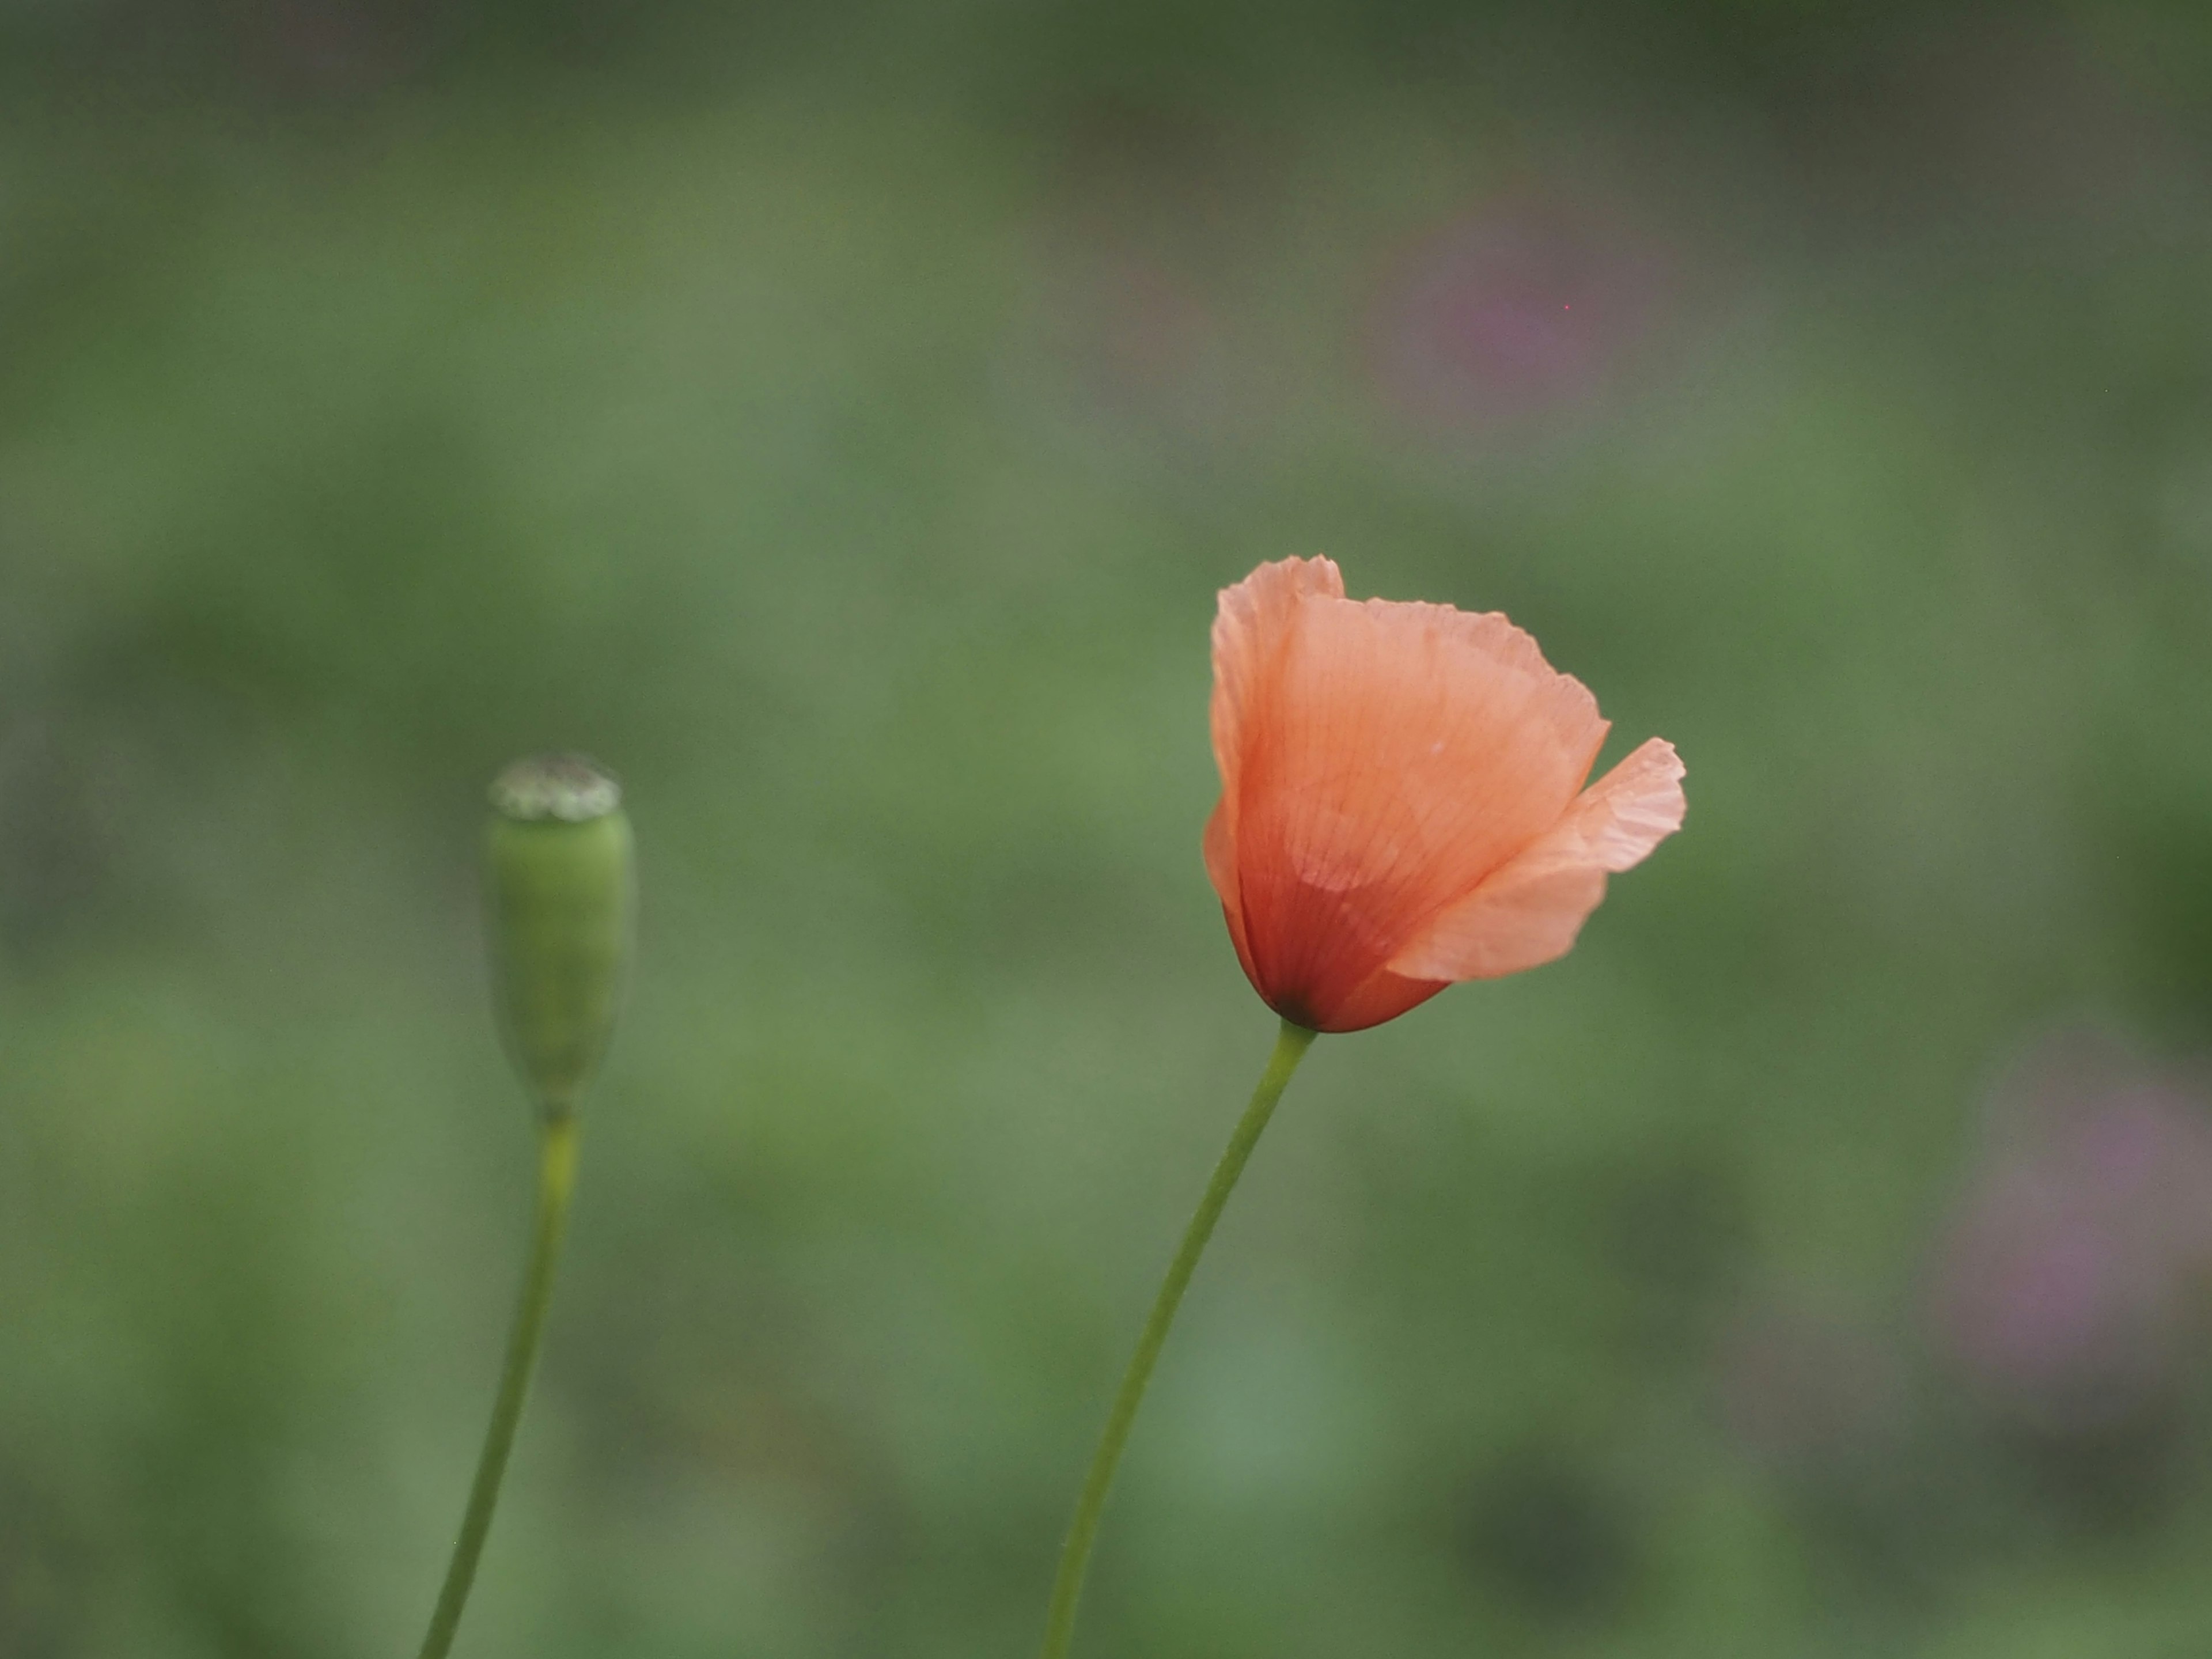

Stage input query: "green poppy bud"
[{"left": 484, "top": 753, "right": 634, "bottom": 1117}]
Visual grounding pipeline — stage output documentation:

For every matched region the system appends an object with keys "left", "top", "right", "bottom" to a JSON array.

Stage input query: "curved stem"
[
  {"left": 1038, "top": 1018, "right": 1319, "bottom": 1659},
  {"left": 416, "top": 1112, "right": 581, "bottom": 1659}
]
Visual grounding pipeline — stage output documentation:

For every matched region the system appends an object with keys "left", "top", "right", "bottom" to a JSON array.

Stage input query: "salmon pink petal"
[
  {"left": 1221, "top": 573, "right": 1610, "bottom": 1028},
  {"left": 1205, "top": 558, "right": 1346, "bottom": 986},
  {"left": 1387, "top": 737, "right": 1685, "bottom": 983},
  {"left": 1306, "top": 966, "right": 1452, "bottom": 1034},
  {"left": 1203, "top": 799, "right": 1259, "bottom": 993},
  {"left": 1206, "top": 559, "right": 1345, "bottom": 881},
  {"left": 1209, "top": 557, "right": 1346, "bottom": 778}
]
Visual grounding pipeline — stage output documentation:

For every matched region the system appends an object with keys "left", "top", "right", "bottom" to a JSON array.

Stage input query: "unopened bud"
[{"left": 484, "top": 753, "right": 634, "bottom": 1116}]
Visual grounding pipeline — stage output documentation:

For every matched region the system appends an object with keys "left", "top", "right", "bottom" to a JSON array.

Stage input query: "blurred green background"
[{"left": 6, "top": 2, "right": 2212, "bottom": 1654}]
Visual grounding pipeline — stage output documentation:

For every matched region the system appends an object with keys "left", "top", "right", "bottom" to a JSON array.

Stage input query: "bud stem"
[
  {"left": 1037, "top": 1018, "right": 1319, "bottom": 1659},
  {"left": 416, "top": 1113, "right": 582, "bottom": 1659}
]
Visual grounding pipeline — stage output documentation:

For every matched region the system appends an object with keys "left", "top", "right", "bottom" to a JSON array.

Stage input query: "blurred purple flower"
[
  {"left": 1365, "top": 196, "right": 1673, "bottom": 434},
  {"left": 1018, "top": 224, "right": 1230, "bottom": 445},
  {"left": 241, "top": 0, "right": 433, "bottom": 94},
  {"left": 1929, "top": 1033, "right": 2212, "bottom": 1429}
]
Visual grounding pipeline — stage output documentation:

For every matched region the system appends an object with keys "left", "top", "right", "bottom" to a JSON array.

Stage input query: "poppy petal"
[
  {"left": 1387, "top": 737, "right": 1685, "bottom": 982},
  {"left": 1203, "top": 800, "right": 1259, "bottom": 992},
  {"left": 1206, "top": 557, "right": 1346, "bottom": 980},
  {"left": 1305, "top": 966, "right": 1452, "bottom": 1034},
  {"left": 1235, "top": 596, "right": 1608, "bottom": 1018}
]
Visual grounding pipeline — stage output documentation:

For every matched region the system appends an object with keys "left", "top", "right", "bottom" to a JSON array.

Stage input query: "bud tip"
[{"left": 489, "top": 753, "right": 622, "bottom": 824}]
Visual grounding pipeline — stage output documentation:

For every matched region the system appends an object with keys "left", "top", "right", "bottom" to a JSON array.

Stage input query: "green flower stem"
[
  {"left": 416, "top": 1112, "right": 582, "bottom": 1659},
  {"left": 1039, "top": 1018, "right": 1319, "bottom": 1659}
]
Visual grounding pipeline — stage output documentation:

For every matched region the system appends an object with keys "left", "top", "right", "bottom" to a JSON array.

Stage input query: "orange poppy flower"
[{"left": 1204, "top": 556, "right": 1685, "bottom": 1033}]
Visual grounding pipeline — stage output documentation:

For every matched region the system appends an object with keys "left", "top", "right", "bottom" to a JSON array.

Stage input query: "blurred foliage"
[{"left": 4, "top": 2, "right": 2212, "bottom": 1656}]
